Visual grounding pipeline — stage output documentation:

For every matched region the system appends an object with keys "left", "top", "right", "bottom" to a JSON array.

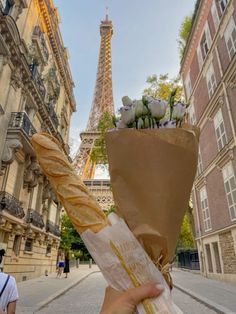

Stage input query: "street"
[{"left": 37, "top": 272, "right": 218, "bottom": 314}]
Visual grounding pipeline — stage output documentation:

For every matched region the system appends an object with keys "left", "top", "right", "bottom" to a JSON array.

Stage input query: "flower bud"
[
  {"left": 148, "top": 98, "right": 168, "bottom": 120},
  {"left": 119, "top": 105, "right": 135, "bottom": 125},
  {"left": 161, "top": 120, "right": 176, "bottom": 128},
  {"left": 134, "top": 100, "right": 145, "bottom": 118},
  {"left": 122, "top": 96, "right": 133, "bottom": 107},
  {"left": 172, "top": 102, "right": 187, "bottom": 121}
]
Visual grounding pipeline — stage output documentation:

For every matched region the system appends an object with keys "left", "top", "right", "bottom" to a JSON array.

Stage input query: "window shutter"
[
  {"left": 197, "top": 45, "right": 203, "bottom": 68},
  {"left": 211, "top": 2, "right": 220, "bottom": 31},
  {"left": 205, "top": 22, "right": 212, "bottom": 48}
]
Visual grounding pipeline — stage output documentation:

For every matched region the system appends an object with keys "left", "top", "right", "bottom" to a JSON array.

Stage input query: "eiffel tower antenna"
[{"left": 105, "top": 6, "right": 109, "bottom": 20}]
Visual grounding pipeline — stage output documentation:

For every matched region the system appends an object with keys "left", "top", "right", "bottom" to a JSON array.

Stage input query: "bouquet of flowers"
[{"left": 31, "top": 93, "right": 198, "bottom": 314}]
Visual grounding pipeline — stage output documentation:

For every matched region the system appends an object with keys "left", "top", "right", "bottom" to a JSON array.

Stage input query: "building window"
[
  {"left": 24, "top": 238, "right": 33, "bottom": 252},
  {"left": 189, "top": 103, "right": 197, "bottom": 125},
  {"left": 213, "top": 108, "right": 227, "bottom": 151},
  {"left": 222, "top": 162, "right": 236, "bottom": 220},
  {"left": 206, "top": 63, "right": 217, "bottom": 98},
  {"left": 205, "top": 244, "right": 213, "bottom": 273},
  {"left": 13, "top": 235, "right": 21, "bottom": 256},
  {"left": 218, "top": 0, "right": 228, "bottom": 15},
  {"left": 211, "top": 2, "right": 220, "bottom": 31},
  {"left": 212, "top": 242, "right": 222, "bottom": 273},
  {"left": 200, "top": 22, "right": 212, "bottom": 61},
  {"left": 224, "top": 17, "right": 236, "bottom": 60},
  {"left": 200, "top": 186, "right": 212, "bottom": 231},
  {"left": 197, "top": 45, "right": 203, "bottom": 69},
  {"left": 184, "top": 71, "right": 192, "bottom": 101},
  {"left": 46, "top": 244, "right": 52, "bottom": 255},
  {"left": 201, "top": 33, "right": 209, "bottom": 59},
  {"left": 197, "top": 148, "right": 203, "bottom": 176}
]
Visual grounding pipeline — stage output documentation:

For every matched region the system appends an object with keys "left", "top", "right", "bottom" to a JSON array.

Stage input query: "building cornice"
[
  {"left": 0, "top": 14, "right": 70, "bottom": 157},
  {"left": 37, "top": 0, "right": 76, "bottom": 112}
]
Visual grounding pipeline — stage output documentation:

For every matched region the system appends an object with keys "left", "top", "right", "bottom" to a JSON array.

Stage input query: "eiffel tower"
[{"left": 73, "top": 10, "right": 114, "bottom": 211}]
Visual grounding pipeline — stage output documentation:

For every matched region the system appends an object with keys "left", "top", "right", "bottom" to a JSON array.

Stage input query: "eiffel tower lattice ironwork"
[{"left": 73, "top": 11, "right": 114, "bottom": 211}]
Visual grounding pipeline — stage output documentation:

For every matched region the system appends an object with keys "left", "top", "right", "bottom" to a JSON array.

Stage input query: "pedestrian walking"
[
  {"left": 56, "top": 253, "right": 65, "bottom": 278},
  {"left": 0, "top": 249, "right": 19, "bottom": 314},
  {"left": 63, "top": 252, "right": 70, "bottom": 278}
]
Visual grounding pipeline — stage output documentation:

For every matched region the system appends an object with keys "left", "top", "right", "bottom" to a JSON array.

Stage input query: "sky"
[{"left": 54, "top": 0, "right": 196, "bottom": 155}]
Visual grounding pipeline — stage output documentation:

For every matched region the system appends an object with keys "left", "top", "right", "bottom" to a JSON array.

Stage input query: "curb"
[
  {"left": 33, "top": 270, "right": 101, "bottom": 313},
  {"left": 174, "top": 283, "right": 235, "bottom": 314}
]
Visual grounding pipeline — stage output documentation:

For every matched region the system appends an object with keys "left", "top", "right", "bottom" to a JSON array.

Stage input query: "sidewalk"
[
  {"left": 172, "top": 268, "right": 236, "bottom": 314},
  {"left": 17, "top": 265, "right": 100, "bottom": 314}
]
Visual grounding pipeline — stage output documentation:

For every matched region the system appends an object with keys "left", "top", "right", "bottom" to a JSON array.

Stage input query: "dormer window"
[
  {"left": 201, "top": 33, "right": 209, "bottom": 59},
  {"left": 218, "top": 0, "right": 228, "bottom": 15}
]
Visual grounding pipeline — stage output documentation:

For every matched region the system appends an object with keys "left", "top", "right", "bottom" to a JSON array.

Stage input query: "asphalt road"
[{"left": 37, "top": 272, "right": 218, "bottom": 314}]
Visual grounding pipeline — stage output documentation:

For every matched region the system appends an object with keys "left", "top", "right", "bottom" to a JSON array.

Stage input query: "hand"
[{"left": 100, "top": 283, "right": 164, "bottom": 314}]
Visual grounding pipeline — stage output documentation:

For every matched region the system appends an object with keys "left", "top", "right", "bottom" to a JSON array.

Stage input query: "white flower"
[
  {"left": 119, "top": 105, "right": 135, "bottom": 125},
  {"left": 172, "top": 102, "right": 187, "bottom": 121},
  {"left": 137, "top": 117, "right": 144, "bottom": 129},
  {"left": 148, "top": 99, "right": 168, "bottom": 120},
  {"left": 116, "top": 119, "right": 126, "bottom": 129},
  {"left": 134, "top": 100, "right": 145, "bottom": 118},
  {"left": 143, "top": 95, "right": 154, "bottom": 104},
  {"left": 161, "top": 120, "right": 176, "bottom": 128},
  {"left": 122, "top": 96, "right": 133, "bottom": 107}
]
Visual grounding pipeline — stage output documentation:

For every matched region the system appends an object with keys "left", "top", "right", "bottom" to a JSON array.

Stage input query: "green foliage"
[
  {"left": 143, "top": 74, "right": 183, "bottom": 102},
  {"left": 90, "top": 111, "right": 114, "bottom": 165},
  {"left": 106, "top": 204, "right": 116, "bottom": 216},
  {"left": 60, "top": 214, "right": 90, "bottom": 259},
  {"left": 178, "top": 15, "right": 193, "bottom": 59},
  {"left": 177, "top": 214, "right": 195, "bottom": 250}
]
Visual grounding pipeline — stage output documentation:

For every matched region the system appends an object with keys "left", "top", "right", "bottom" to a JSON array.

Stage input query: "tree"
[
  {"left": 143, "top": 74, "right": 183, "bottom": 101},
  {"left": 60, "top": 214, "right": 90, "bottom": 259},
  {"left": 178, "top": 15, "right": 193, "bottom": 59},
  {"left": 90, "top": 111, "right": 114, "bottom": 165},
  {"left": 177, "top": 214, "right": 195, "bottom": 249}
]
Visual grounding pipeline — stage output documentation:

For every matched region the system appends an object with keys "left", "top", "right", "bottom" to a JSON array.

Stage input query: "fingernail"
[{"left": 156, "top": 284, "right": 164, "bottom": 291}]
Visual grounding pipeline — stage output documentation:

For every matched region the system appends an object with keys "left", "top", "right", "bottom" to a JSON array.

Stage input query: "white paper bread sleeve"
[{"left": 81, "top": 213, "right": 183, "bottom": 314}]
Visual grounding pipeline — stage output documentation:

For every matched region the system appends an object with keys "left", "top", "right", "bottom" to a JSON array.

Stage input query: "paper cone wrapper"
[
  {"left": 105, "top": 128, "right": 198, "bottom": 272},
  {"left": 82, "top": 213, "right": 183, "bottom": 314}
]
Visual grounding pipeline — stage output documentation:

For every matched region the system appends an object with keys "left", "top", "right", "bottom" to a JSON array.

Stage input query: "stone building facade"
[
  {"left": 181, "top": 0, "right": 236, "bottom": 282},
  {"left": 0, "top": 0, "right": 76, "bottom": 282}
]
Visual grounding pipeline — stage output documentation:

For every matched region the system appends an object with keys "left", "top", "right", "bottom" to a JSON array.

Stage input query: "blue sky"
[{"left": 54, "top": 0, "right": 196, "bottom": 154}]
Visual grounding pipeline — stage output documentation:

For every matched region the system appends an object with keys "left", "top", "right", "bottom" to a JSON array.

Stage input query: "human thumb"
[{"left": 123, "top": 283, "right": 164, "bottom": 306}]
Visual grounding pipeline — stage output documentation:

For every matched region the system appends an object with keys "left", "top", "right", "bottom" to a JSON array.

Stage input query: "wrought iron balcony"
[
  {"left": 46, "top": 102, "right": 59, "bottom": 129},
  {"left": 32, "top": 26, "right": 49, "bottom": 63},
  {"left": 26, "top": 209, "right": 45, "bottom": 229},
  {"left": 46, "top": 220, "right": 60, "bottom": 237},
  {"left": 8, "top": 112, "right": 36, "bottom": 137},
  {"left": 0, "top": 0, "right": 12, "bottom": 15},
  {"left": 0, "top": 191, "right": 25, "bottom": 219},
  {"left": 29, "top": 64, "right": 46, "bottom": 100}
]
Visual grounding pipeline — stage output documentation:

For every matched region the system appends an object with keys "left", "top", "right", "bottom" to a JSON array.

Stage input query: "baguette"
[{"left": 31, "top": 133, "right": 108, "bottom": 233}]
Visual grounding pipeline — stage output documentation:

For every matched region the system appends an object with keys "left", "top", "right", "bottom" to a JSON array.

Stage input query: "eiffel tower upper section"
[
  {"left": 86, "top": 11, "right": 114, "bottom": 131},
  {"left": 74, "top": 12, "right": 114, "bottom": 179}
]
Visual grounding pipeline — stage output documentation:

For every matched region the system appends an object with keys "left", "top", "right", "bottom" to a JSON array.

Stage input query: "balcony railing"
[
  {"left": 0, "top": 191, "right": 25, "bottom": 219},
  {"left": 32, "top": 26, "right": 49, "bottom": 62},
  {"left": 29, "top": 64, "right": 46, "bottom": 100},
  {"left": 8, "top": 112, "right": 36, "bottom": 137},
  {"left": 26, "top": 209, "right": 45, "bottom": 229},
  {"left": 46, "top": 220, "right": 60, "bottom": 237},
  {"left": 46, "top": 102, "right": 59, "bottom": 129},
  {"left": 0, "top": 0, "right": 12, "bottom": 15}
]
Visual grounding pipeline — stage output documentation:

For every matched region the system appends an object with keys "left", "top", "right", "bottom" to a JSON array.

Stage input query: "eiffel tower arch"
[{"left": 73, "top": 12, "right": 114, "bottom": 211}]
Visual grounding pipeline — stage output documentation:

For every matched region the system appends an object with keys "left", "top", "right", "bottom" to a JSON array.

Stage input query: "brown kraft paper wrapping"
[{"left": 105, "top": 127, "right": 198, "bottom": 285}]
